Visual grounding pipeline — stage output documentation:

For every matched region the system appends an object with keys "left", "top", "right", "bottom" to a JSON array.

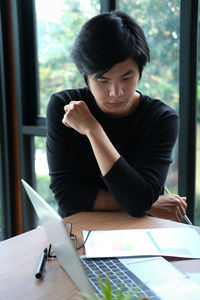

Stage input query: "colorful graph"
[{"left": 112, "top": 244, "right": 134, "bottom": 252}]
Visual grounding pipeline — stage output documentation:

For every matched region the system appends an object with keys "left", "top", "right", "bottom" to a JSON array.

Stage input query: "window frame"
[
  {"left": 0, "top": 3, "right": 14, "bottom": 239},
  {"left": 178, "top": 0, "right": 199, "bottom": 222},
  {"left": 0, "top": 0, "right": 199, "bottom": 238}
]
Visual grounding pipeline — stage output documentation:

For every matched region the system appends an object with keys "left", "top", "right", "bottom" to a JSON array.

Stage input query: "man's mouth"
[{"left": 107, "top": 101, "right": 125, "bottom": 108}]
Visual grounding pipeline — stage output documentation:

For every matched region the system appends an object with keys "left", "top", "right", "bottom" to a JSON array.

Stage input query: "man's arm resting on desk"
[{"left": 93, "top": 189, "right": 121, "bottom": 210}]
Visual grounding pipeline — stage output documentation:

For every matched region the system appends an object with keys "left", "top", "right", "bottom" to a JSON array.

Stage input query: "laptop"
[{"left": 21, "top": 179, "right": 200, "bottom": 300}]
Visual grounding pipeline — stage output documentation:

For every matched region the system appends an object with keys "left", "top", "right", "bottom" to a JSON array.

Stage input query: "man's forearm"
[
  {"left": 92, "top": 189, "right": 121, "bottom": 211},
  {"left": 87, "top": 123, "right": 120, "bottom": 176}
]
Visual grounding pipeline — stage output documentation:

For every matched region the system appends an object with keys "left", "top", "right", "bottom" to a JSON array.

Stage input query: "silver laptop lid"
[{"left": 21, "top": 179, "right": 94, "bottom": 297}]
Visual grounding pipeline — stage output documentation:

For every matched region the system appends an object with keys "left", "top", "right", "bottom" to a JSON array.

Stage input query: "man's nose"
[{"left": 109, "top": 84, "right": 124, "bottom": 97}]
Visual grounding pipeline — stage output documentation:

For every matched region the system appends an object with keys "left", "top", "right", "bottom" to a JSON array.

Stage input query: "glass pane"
[
  {"left": 195, "top": 3, "right": 200, "bottom": 226},
  {"left": 118, "top": 0, "right": 180, "bottom": 193},
  {"left": 35, "top": 0, "right": 100, "bottom": 117},
  {"left": 34, "top": 136, "right": 57, "bottom": 211}
]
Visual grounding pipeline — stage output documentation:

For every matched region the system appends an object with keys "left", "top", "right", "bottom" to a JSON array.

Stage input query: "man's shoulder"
[
  {"left": 50, "top": 87, "right": 90, "bottom": 104},
  {"left": 140, "top": 92, "right": 178, "bottom": 118}
]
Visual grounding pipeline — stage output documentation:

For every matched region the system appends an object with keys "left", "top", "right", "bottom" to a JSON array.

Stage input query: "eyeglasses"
[{"left": 47, "top": 221, "right": 91, "bottom": 259}]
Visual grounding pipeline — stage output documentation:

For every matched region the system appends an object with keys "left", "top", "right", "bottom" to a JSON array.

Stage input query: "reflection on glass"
[
  {"left": 35, "top": 0, "right": 100, "bottom": 117},
  {"left": 118, "top": 0, "right": 180, "bottom": 193},
  {"left": 34, "top": 136, "right": 58, "bottom": 212}
]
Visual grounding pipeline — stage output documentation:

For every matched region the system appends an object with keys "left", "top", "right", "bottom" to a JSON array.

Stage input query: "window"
[
  {"left": 35, "top": 0, "right": 100, "bottom": 117},
  {"left": 34, "top": 0, "right": 100, "bottom": 209},
  {"left": 0, "top": 6, "right": 10, "bottom": 240},
  {"left": 34, "top": 136, "right": 57, "bottom": 210},
  {"left": 0, "top": 0, "right": 199, "bottom": 238},
  {"left": 118, "top": 0, "right": 180, "bottom": 193}
]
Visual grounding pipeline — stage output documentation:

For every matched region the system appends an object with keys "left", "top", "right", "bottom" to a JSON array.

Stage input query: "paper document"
[
  {"left": 83, "top": 227, "right": 200, "bottom": 258},
  {"left": 186, "top": 272, "right": 200, "bottom": 286}
]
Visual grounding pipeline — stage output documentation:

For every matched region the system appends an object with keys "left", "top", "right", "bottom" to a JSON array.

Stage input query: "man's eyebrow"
[
  {"left": 120, "top": 69, "right": 135, "bottom": 77},
  {"left": 97, "top": 69, "right": 135, "bottom": 80},
  {"left": 97, "top": 75, "right": 110, "bottom": 80}
]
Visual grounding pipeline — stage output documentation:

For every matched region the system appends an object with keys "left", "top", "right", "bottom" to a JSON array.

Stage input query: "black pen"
[{"left": 35, "top": 248, "right": 48, "bottom": 279}]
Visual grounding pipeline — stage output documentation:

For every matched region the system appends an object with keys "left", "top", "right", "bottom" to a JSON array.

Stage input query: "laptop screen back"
[{"left": 21, "top": 179, "right": 94, "bottom": 297}]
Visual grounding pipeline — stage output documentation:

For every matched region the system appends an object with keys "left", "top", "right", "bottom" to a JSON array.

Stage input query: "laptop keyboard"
[{"left": 80, "top": 257, "right": 160, "bottom": 299}]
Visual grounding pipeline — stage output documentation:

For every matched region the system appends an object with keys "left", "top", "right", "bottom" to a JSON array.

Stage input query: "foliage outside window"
[
  {"left": 35, "top": 0, "right": 100, "bottom": 117},
  {"left": 119, "top": 0, "right": 180, "bottom": 193},
  {"left": 34, "top": 0, "right": 100, "bottom": 207}
]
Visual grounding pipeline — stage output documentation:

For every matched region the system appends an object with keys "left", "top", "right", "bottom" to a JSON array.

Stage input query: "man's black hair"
[{"left": 71, "top": 11, "right": 150, "bottom": 80}]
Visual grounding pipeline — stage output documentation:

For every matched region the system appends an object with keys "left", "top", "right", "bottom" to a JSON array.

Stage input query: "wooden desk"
[{"left": 0, "top": 212, "right": 200, "bottom": 300}]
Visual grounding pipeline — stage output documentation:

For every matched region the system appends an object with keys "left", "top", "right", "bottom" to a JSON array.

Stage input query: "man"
[{"left": 46, "top": 11, "right": 187, "bottom": 222}]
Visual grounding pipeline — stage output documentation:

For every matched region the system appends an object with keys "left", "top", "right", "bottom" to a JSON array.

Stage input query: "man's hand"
[
  {"left": 62, "top": 101, "right": 98, "bottom": 135},
  {"left": 62, "top": 101, "right": 120, "bottom": 176},
  {"left": 147, "top": 194, "right": 187, "bottom": 222}
]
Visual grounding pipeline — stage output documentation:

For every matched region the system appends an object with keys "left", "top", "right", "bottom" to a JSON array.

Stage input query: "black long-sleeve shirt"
[{"left": 46, "top": 87, "right": 179, "bottom": 217}]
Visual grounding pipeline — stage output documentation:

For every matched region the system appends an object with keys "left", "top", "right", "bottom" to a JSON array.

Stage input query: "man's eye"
[
  {"left": 97, "top": 80, "right": 108, "bottom": 84},
  {"left": 122, "top": 76, "right": 132, "bottom": 81}
]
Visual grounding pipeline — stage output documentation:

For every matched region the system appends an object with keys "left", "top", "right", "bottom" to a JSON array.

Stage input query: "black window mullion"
[
  {"left": 15, "top": 0, "right": 39, "bottom": 125},
  {"left": 10, "top": 0, "right": 37, "bottom": 231},
  {"left": 0, "top": 3, "right": 15, "bottom": 239},
  {"left": 100, "top": 0, "right": 118, "bottom": 12},
  {"left": 178, "top": 0, "right": 199, "bottom": 223},
  {"left": 21, "top": 135, "right": 37, "bottom": 229}
]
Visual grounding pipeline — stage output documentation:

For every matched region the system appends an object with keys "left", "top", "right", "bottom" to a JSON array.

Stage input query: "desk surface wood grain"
[{"left": 0, "top": 212, "right": 199, "bottom": 299}]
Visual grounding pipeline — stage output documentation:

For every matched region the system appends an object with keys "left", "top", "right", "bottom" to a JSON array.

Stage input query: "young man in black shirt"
[{"left": 46, "top": 11, "right": 187, "bottom": 221}]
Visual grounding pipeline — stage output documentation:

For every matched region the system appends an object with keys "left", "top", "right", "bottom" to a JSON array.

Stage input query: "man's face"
[{"left": 87, "top": 58, "right": 140, "bottom": 117}]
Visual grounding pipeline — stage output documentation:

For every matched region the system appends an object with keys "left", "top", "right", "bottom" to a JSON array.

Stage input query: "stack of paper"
[{"left": 83, "top": 227, "right": 200, "bottom": 258}]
